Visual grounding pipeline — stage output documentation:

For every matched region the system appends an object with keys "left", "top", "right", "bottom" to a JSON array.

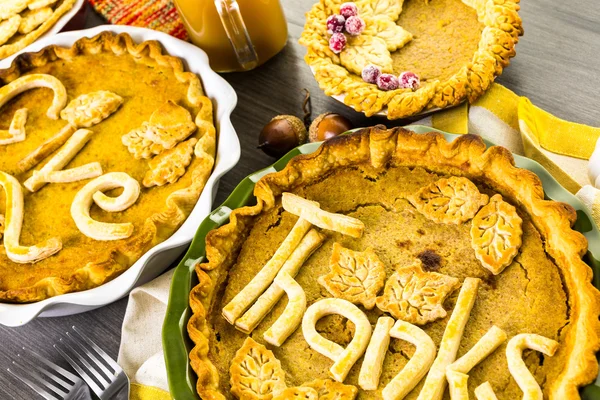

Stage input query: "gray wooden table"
[{"left": 0, "top": 1, "right": 598, "bottom": 398}]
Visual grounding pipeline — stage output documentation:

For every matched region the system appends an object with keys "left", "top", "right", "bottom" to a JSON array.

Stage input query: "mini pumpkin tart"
[
  {"left": 0, "top": 0, "right": 78, "bottom": 59},
  {"left": 299, "top": 0, "right": 523, "bottom": 119},
  {"left": 0, "top": 31, "right": 216, "bottom": 302},
  {"left": 188, "top": 127, "right": 600, "bottom": 399}
]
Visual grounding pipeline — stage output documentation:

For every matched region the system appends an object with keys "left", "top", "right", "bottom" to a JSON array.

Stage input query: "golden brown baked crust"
[
  {"left": 0, "top": 31, "right": 215, "bottom": 302},
  {"left": 0, "top": 0, "right": 77, "bottom": 60},
  {"left": 188, "top": 127, "right": 599, "bottom": 399},
  {"left": 299, "top": 0, "right": 523, "bottom": 119}
]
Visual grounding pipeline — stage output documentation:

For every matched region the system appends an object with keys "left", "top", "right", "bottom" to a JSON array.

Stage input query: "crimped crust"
[
  {"left": 299, "top": 0, "right": 523, "bottom": 119},
  {"left": 0, "top": 32, "right": 216, "bottom": 302},
  {"left": 188, "top": 127, "right": 600, "bottom": 399},
  {"left": 0, "top": 0, "right": 78, "bottom": 60}
]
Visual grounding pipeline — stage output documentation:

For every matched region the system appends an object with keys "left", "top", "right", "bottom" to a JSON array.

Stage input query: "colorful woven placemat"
[{"left": 88, "top": 0, "right": 189, "bottom": 40}]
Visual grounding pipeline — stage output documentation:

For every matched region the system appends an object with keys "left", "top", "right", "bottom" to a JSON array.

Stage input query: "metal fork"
[
  {"left": 7, "top": 348, "right": 92, "bottom": 400},
  {"left": 54, "top": 326, "right": 130, "bottom": 400}
]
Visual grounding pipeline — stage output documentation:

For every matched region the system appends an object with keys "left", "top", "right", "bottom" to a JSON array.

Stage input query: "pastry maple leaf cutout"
[
  {"left": 470, "top": 194, "right": 523, "bottom": 275},
  {"left": 143, "top": 138, "right": 197, "bottom": 187},
  {"left": 230, "top": 337, "right": 287, "bottom": 400},
  {"left": 409, "top": 177, "right": 489, "bottom": 224},
  {"left": 60, "top": 91, "right": 123, "bottom": 128},
  {"left": 446, "top": 325, "right": 507, "bottom": 399},
  {"left": 318, "top": 243, "right": 386, "bottom": 310},
  {"left": 0, "top": 108, "right": 27, "bottom": 145},
  {"left": 375, "top": 260, "right": 459, "bottom": 325},
  {"left": 0, "top": 0, "right": 27, "bottom": 20},
  {"left": 122, "top": 100, "right": 197, "bottom": 159},
  {"left": 0, "top": 16, "right": 21, "bottom": 46},
  {"left": 506, "top": 334, "right": 558, "bottom": 400}
]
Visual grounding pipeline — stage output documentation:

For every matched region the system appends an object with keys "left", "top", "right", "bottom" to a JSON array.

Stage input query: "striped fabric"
[{"left": 88, "top": 0, "right": 189, "bottom": 40}]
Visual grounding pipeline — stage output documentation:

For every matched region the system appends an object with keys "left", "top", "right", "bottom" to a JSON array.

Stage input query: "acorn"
[
  {"left": 258, "top": 115, "right": 308, "bottom": 158},
  {"left": 309, "top": 112, "right": 354, "bottom": 142}
]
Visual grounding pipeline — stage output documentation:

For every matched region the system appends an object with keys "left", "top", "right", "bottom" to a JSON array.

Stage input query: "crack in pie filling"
[
  {"left": 0, "top": 32, "right": 216, "bottom": 302},
  {"left": 188, "top": 128, "right": 600, "bottom": 399}
]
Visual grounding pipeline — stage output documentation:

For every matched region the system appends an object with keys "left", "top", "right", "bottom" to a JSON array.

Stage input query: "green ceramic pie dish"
[{"left": 162, "top": 125, "right": 600, "bottom": 399}]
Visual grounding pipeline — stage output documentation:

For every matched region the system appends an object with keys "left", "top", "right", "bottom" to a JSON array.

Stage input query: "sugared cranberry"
[
  {"left": 329, "top": 32, "right": 347, "bottom": 54},
  {"left": 376, "top": 73, "right": 399, "bottom": 91},
  {"left": 344, "top": 15, "right": 365, "bottom": 36},
  {"left": 361, "top": 64, "right": 381, "bottom": 84},
  {"left": 399, "top": 71, "right": 421, "bottom": 90},
  {"left": 339, "top": 2, "right": 359, "bottom": 18},
  {"left": 326, "top": 14, "right": 346, "bottom": 34}
]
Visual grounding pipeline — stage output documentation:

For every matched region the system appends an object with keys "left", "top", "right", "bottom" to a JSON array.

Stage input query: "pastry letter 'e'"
[
  {"left": 0, "top": 171, "right": 62, "bottom": 263},
  {"left": 506, "top": 334, "right": 558, "bottom": 400},
  {"left": 417, "top": 278, "right": 480, "bottom": 400},
  {"left": 71, "top": 172, "right": 140, "bottom": 241},
  {"left": 382, "top": 320, "right": 436, "bottom": 400},
  {"left": 302, "top": 298, "right": 371, "bottom": 382}
]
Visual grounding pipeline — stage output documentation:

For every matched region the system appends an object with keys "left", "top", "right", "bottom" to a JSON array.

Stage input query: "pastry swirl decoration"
[
  {"left": 299, "top": 0, "right": 523, "bottom": 118},
  {"left": 189, "top": 127, "right": 600, "bottom": 399}
]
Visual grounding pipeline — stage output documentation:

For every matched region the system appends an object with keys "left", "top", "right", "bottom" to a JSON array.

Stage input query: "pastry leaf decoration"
[
  {"left": 375, "top": 260, "right": 460, "bottom": 325},
  {"left": 340, "top": 35, "right": 393, "bottom": 75},
  {"left": 230, "top": 337, "right": 287, "bottom": 400},
  {"left": 303, "top": 379, "right": 359, "bottom": 400},
  {"left": 142, "top": 138, "right": 197, "bottom": 188},
  {"left": 60, "top": 91, "right": 123, "bottom": 128},
  {"left": 364, "top": 16, "right": 413, "bottom": 52},
  {"left": 318, "top": 243, "right": 387, "bottom": 310},
  {"left": 409, "top": 176, "right": 489, "bottom": 224},
  {"left": 356, "top": 0, "right": 403, "bottom": 20},
  {"left": 273, "top": 387, "right": 319, "bottom": 400},
  {"left": 470, "top": 194, "right": 523, "bottom": 275}
]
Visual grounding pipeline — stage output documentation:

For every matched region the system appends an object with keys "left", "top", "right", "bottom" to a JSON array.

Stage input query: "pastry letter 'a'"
[{"left": 302, "top": 298, "right": 372, "bottom": 382}]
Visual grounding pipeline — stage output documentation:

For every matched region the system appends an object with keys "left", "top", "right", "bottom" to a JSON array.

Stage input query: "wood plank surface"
[{"left": 0, "top": 1, "right": 598, "bottom": 398}]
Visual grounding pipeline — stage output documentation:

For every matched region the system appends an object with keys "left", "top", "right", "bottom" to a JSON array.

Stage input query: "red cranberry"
[
  {"left": 361, "top": 64, "right": 381, "bottom": 84},
  {"left": 345, "top": 15, "right": 365, "bottom": 36},
  {"left": 329, "top": 32, "right": 347, "bottom": 54},
  {"left": 326, "top": 14, "right": 346, "bottom": 34},
  {"left": 339, "top": 2, "right": 359, "bottom": 18},
  {"left": 399, "top": 71, "right": 421, "bottom": 90},
  {"left": 376, "top": 73, "right": 399, "bottom": 91}
]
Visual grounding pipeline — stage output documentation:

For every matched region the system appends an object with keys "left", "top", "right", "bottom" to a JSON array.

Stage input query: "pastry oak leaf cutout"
[
  {"left": 318, "top": 243, "right": 386, "bottom": 310},
  {"left": 230, "top": 337, "right": 287, "bottom": 400},
  {"left": 143, "top": 138, "right": 197, "bottom": 188},
  {"left": 375, "top": 260, "right": 460, "bottom": 325},
  {"left": 409, "top": 177, "right": 489, "bottom": 224},
  {"left": 470, "top": 194, "right": 523, "bottom": 275}
]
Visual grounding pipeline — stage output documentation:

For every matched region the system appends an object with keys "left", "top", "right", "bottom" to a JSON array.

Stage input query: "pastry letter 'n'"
[
  {"left": 263, "top": 272, "right": 307, "bottom": 347},
  {"left": 506, "top": 334, "right": 558, "bottom": 400},
  {"left": 359, "top": 316, "right": 395, "bottom": 390},
  {"left": 302, "top": 298, "right": 372, "bottom": 382},
  {"left": 382, "top": 320, "right": 436, "bottom": 400}
]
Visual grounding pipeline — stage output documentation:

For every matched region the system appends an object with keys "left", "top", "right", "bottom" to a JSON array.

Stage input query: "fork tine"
[
  {"left": 23, "top": 348, "right": 77, "bottom": 389},
  {"left": 7, "top": 365, "right": 60, "bottom": 400},
  {"left": 54, "top": 343, "right": 103, "bottom": 396},
  {"left": 15, "top": 355, "right": 70, "bottom": 397},
  {"left": 72, "top": 326, "right": 121, "bottom": 372},
  {"left": 66, "top": 331, "right": 114, "bottom": 379},
  {"left": 60, "top": 337, "right": 111, "bottom": 388}
]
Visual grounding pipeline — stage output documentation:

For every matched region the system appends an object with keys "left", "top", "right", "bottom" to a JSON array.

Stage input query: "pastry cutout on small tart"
[
  {"left": 188, "top": 127, "right": 600, "bottom": 399},
  {"left": 0, "top": 32, "right": 216, "bottom": 302},
  {"left": 299, "top": 0, "right": 522, "bottom": 118}
]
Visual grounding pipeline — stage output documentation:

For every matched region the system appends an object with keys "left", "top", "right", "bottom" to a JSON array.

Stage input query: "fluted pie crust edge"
[
  {"left": 0, "top": 32, "right": 216, "bottom": 302},
  {"left": 299, "top": 0, "right": 523, "bottom": 119},
  {"left": 188, "top": 127, "right": 600, "bottom": 399}
]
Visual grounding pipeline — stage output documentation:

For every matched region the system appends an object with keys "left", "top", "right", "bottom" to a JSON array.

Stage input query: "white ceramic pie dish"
[{"left": 0, "top": 25, "right": 241, "bottom": 326}]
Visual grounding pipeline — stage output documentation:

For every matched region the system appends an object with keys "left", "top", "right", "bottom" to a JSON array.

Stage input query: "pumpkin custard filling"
[
  {"left": 188, "top": 128, "right": 600, "bottom": 400},
  {"left": 207, "top": 166, "right": 568, "bottom": 399}
]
